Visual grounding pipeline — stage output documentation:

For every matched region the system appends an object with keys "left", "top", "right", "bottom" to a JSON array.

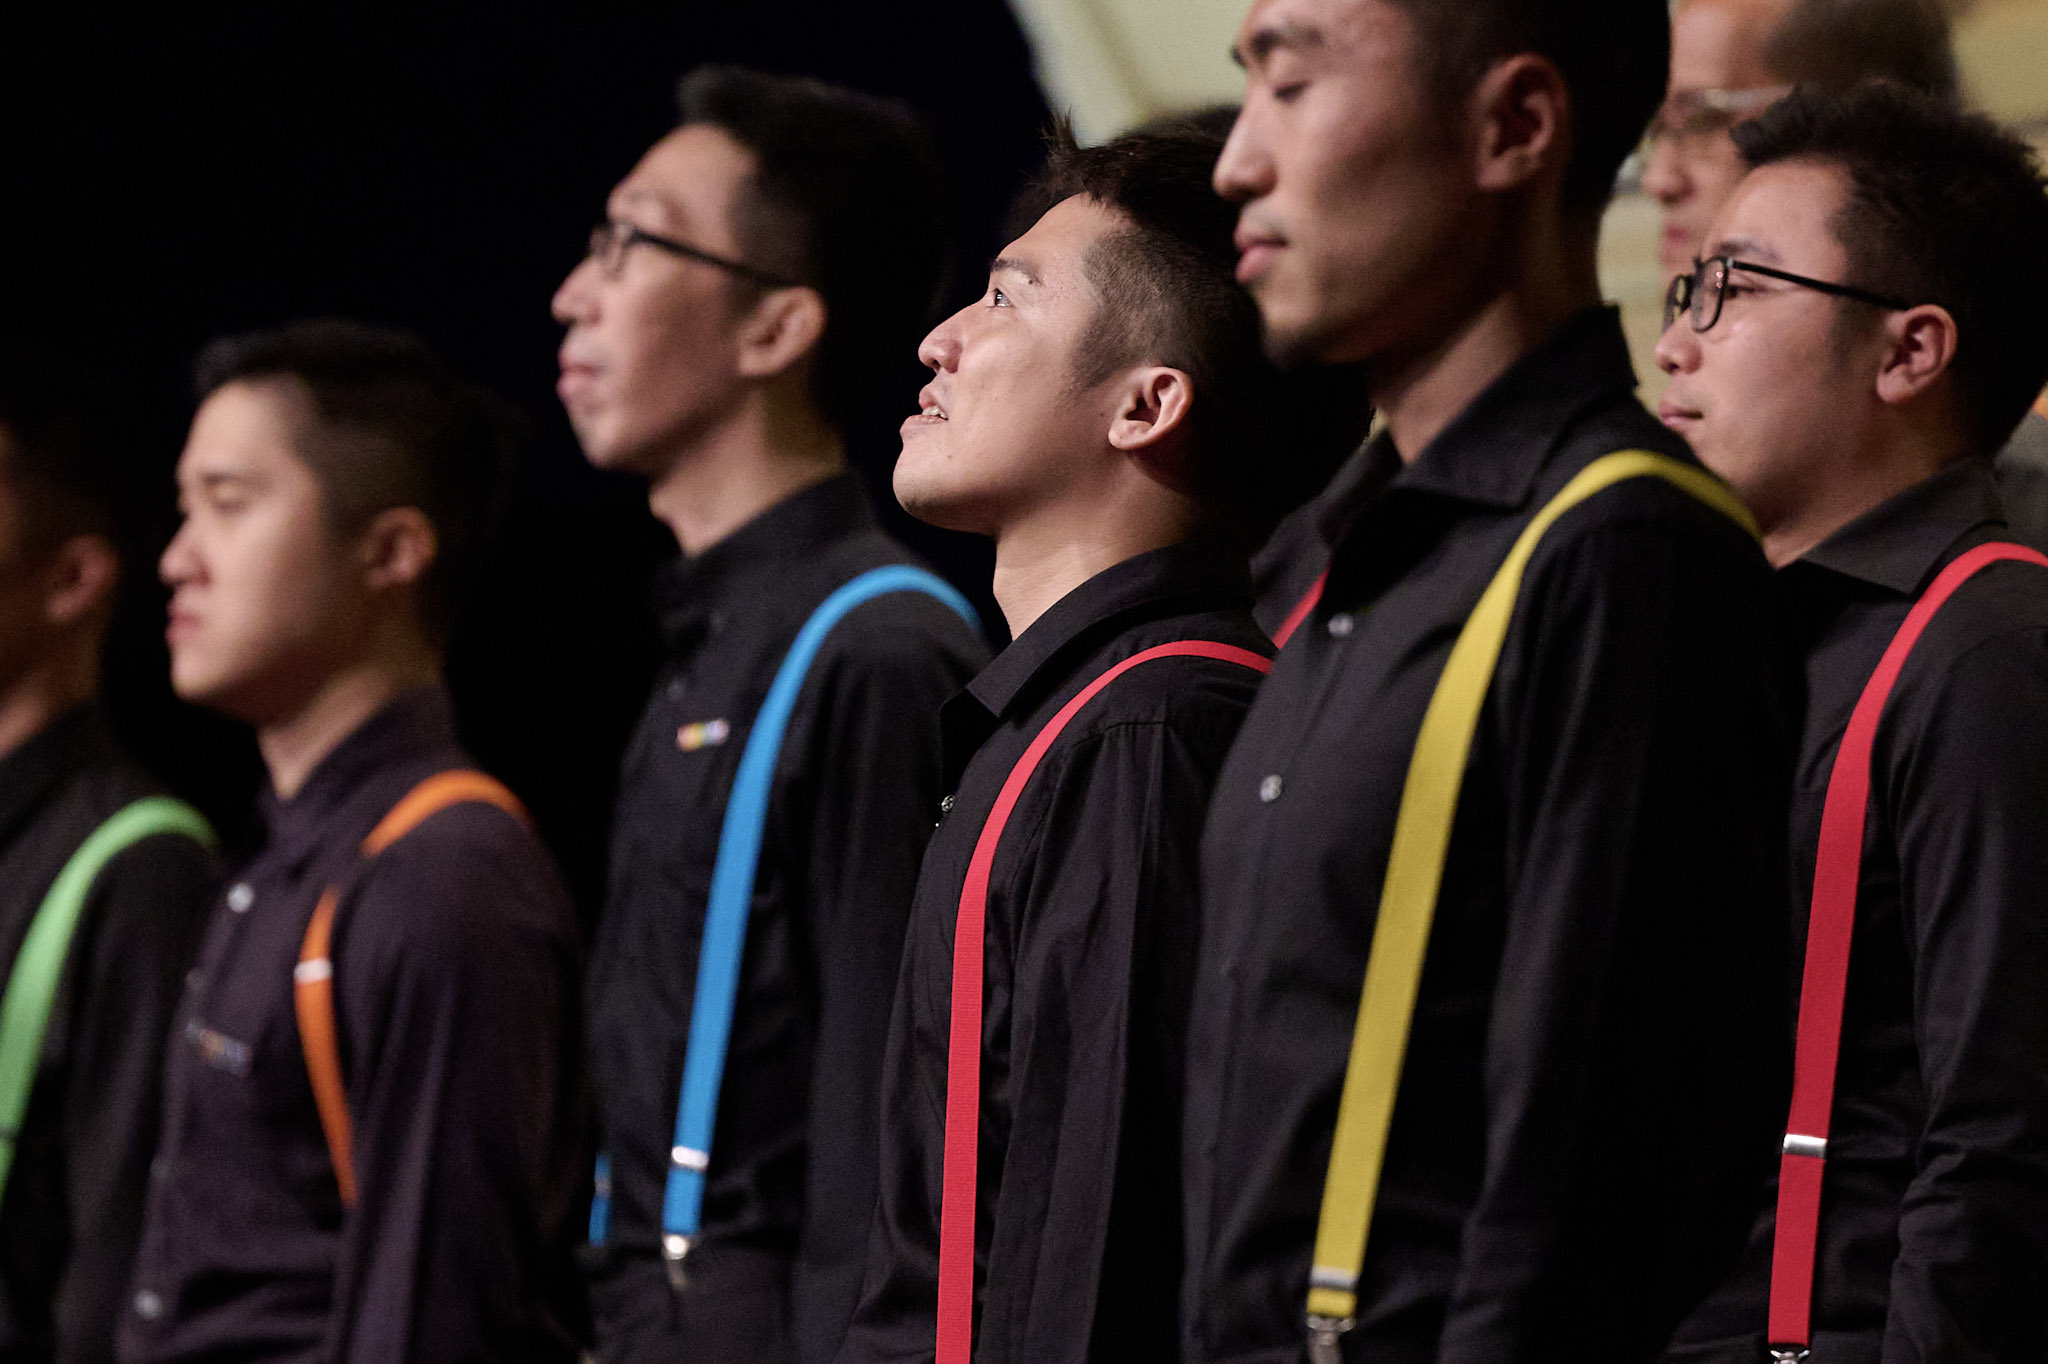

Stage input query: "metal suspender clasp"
[
  {"left": 1768, "top": 1349, "right": 1811, "bottom": 1362},
  {"left": 1306, "top": 1312, "right": 1354, "bottom": 1364},
  {"left": 662, "top": 1233, "right": 693, "bottom": 1292}
]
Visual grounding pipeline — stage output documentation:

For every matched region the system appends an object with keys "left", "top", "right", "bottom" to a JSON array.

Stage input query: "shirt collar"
[
  {"left": 1363, "top": 306, "right": 1643, "bottom": 516},
  {"left": 650, "top": 473, "right": 876, "bottom": 654},
  {"left": 0, "top": 704, "right": 117, "bottom": 849},
  {"left": 964, "top": 536, "right": 1253, "bottom": 722},
  {"left": 258, "top": 685, "right": 458, "bottom": 859},
  {"left": 1796, "top": 458, "right": 2007, "bottom": 596}
]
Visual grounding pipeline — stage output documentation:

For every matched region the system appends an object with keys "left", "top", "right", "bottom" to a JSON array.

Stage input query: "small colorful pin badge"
[{"left": 677, "top": 718, "right": 732, "bottom": 752}]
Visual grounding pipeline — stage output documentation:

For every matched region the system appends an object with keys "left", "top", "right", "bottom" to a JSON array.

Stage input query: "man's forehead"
[
  {"left": 1669, "top": 0, "right": 1792, "bottom": 90},
  {"left": 1003, "top": 195, "right": 1124, "bottom": 285},
  {"left": 1706, "top": 161, "right": 1846, "bottom": 262},
  {"left": 613, "top": 124, "right": 754, "bottom": 226},
  {"left": 1235, "top": 0, "right": 1380, "bottom": 66}
]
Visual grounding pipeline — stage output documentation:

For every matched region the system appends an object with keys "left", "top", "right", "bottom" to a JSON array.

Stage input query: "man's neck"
[
  {"left": 258, "top": 657, "right": 438, "bottom": 801},
  {"left": 1370, "top": 228, "right": 1602, "bottom": 464},
  {"left": 990, "top": 485, "right": 1195, "bottom": 639},
  {"left": 1762, "top": 426, "right": 1959, "bottom": 569},
  {"left": 0, "top": 647, "right": 96, "bottom": 766},
  {"left": 647, "top": 395, "right": 847, "bottom": 556}
]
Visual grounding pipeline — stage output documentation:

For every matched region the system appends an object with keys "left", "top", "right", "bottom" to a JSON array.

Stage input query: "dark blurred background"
[{"left": 0, "top": 1, "right": 1052, "bottom": 924}]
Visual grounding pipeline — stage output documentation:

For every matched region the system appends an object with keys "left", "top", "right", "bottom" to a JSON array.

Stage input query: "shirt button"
[
  {"left": 939, "top": 794, "right": 956, "bottom": 814},
  {"left": 1327, "top": 612, "right": 1355, "bottom": 638},
  {"left": 226, "top": 883, "right": 254, "bottom": 914},
  {"left": 133, "top": 1290, "right": 164, "bottom": 1320},
  {"left": 1258, "top": 774, "right": 1284, "bottom": 803}
]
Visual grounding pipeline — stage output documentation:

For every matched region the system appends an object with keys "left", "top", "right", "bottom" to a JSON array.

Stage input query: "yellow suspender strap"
[{"left": 1304, "top": 451, "right": 1757, "bottom": 1339}]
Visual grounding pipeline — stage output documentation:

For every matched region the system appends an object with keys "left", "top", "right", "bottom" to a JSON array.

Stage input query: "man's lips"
[
  {"left": 165, "top": 604, "right": 200, "bottom": 645},
  {"left": 1657, "top": 398, "right": 1702, "bottom": 429},
  {"left": 556, "top": 351, "right": 600, "bottom": 403},
  {"left": 1234, "top": 234, "right": 1285, "bottom": 285},
  {"left": 903, "top": 386, "right": 948, "bottom": 435}
]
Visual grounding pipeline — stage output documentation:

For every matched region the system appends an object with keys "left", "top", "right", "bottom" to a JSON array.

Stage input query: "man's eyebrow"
[
  {"left": 1711, "top": 235, "right": 1780, "bottom": 264},
  {"left": 1235, "top": 19, "right": 1323, "bottom": 69},
  {"left": 990, "top": 256, "right": 1041, "bottom": 285}
]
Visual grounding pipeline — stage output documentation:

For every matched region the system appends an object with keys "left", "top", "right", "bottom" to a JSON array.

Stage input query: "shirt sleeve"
[
  {"left": 1439, "top": 509, "right": 1795, "bottom": 1362},
  {"left": 55, "top": 832, "right": 217, "bottom": 1364},
  {"left": 1881, "top": 625, "right": 2048, "bottom": 1360},
  {"left": 322, "top": 812, "right": 585, "bottom": 1364},
  {"left": 778, "top": 612, "right": 982, "bottom": 1356}
]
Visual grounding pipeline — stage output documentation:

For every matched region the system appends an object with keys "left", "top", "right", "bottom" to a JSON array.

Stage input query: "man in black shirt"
[
  {"left": 122, "top": 322, "right": 587, "bottom": 1363},
  {"left": 550, "top": 67, "right": 986, "bottom": 1364},
  {"left": 0, "top": 370, "right": 216, "bottom": 1364},
  {"left": 1656, "top": 86, "right": 2048, "bottom": 1362},
  {"left": 1184, "top": 3, "right": 1796, "bottom": 1361},
  {"left": 837, "top": 118, "right": 1367, "bottom": 1364}
]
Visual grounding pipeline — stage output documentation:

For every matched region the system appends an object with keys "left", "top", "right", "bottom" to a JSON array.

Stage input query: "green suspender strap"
[
  {"left": 1303, "top": 450, "right": 1757, "bottom": 1362},
  {"left": 0, "top": 796, "right": 215, "bottom": 1206}
]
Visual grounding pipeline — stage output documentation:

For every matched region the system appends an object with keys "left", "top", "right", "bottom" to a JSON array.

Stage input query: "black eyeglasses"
[
  {"left": 1665, "top": 255, "right": 1914, "bottom": 333},
  {"left": 585, "top": 220, "right": 798, "bottom": 289}
]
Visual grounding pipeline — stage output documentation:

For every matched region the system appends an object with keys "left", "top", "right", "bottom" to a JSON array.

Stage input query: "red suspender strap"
[
  {"left": 293, "top": 770, "right": 529, "bottom": 1208},
  {"left": 1270, "top": 571, "right": 1328, "bottom": 648},
  {"left": 1767, "top": 541, "right": 2048, "bottom": 1354},
  {"left": 934, "top": 641, "right": 1273, "bottom": 1364}
]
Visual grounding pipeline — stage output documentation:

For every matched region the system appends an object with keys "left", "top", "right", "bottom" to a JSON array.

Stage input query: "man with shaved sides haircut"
[
  {"left": 552, "top": 66, "right": 985, "bottom": 1363},
  {"left": 1656, "top": 83, "right": 2048, "bottom": 1363},
  {"left": 1184, "top": 1, "right": 1795, "bottom": 1360},
  {"left": 0, "top": 362, "right": 216, "bottom": 1364},
  {"left": 836, "top": 116, "right": 1366, "bottom": 1364},
  {"left": 124, "top": 321, "right": 587, "bottom": 1363}
]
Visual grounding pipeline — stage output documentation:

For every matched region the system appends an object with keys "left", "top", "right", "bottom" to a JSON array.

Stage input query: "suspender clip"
[
  {"left": 662, "top": 1233, "right": 693, "bottom": 1293},
  {"left": 1781, "top": 1133, "right": 1826, "bottom": 1160},
  {"left": 1306, "top": 1311, "right": 1354, "bottom": 1364},
  {"left": 1768, "top": 1349, "right": 1811, "bottom": 1362}
]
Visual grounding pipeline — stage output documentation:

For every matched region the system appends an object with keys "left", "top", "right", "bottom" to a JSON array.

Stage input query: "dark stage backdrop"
[{"left": 0, "top": 3, "right": 1051, "bottom": 924}]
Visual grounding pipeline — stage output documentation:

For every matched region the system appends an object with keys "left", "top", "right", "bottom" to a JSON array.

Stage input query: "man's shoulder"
[{"left": 1055, "top": 608, "right": 1272, "bottom": 741}]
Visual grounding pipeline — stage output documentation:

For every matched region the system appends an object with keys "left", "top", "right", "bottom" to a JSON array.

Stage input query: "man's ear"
[
  {"left": 1106, "top": 366, "right": 1196, "bottom": 456},
  {"left": 735, "top": 286, "right": 830, "bottom": 381},
  {"left": 360, "top": 506, "right": 439, "bottom": 593},
  {"left": 41, "top": 533, "right": 120, "bottom": 627},
  {"left": 1873, "top": 304, "right": 1959, "bottom": 409},
  {"left": 1470, "top": 53, "right": 1571, "bottom": 196}
]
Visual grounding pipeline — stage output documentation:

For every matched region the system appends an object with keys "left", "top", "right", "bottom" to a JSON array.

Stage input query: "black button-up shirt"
[
  {"left": 1184, "top": 309, "right": 1797, "bottom": 1364},
  {"left": 587, "top": 475, "right": 985, "bottom": 1364},
  {"left": 1250, "top": 443, "right": 1373, "bottom": 637},
  {"left": 121, "top": 688, "right": 588, "bottom": 1364},
  {"left": 839, "top": 540, "right": 1270, "bottom": 1364},
  {"left": 1669, "top": 459, "right": 2048, "bottom": 1362},
  {"left": 0, "top": 708, "right": 215, "bottom": 1364}
]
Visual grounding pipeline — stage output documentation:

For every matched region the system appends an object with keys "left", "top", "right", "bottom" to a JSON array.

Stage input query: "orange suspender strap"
[{"left": 292, "top": 770, "right": 529, "bottom": 1208}]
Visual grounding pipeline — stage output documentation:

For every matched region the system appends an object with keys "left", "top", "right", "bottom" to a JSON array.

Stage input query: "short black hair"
[
  {"left": 1734, "top": 83, "right": 2048, "bottom": 456},
  {"left": 0, "top": 356, "right": 141, "bottom": 563},
  {"left": 1386, "top": 0, "right": 1671, "bottom": 216},
  {"left": 194, "top": 319, "right": 516, "bottom": 642},
  {"left": 1764, "top": 0, "right": 1959, "bottom": 104},
  {"left": 675, "top": 65, "right": 947, "bottom": 440},
  {"left": 1012, "top": 113, "right": 1372, "bottom": 544}
]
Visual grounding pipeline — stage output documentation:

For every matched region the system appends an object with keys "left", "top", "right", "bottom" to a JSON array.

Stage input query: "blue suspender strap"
[{"left": 630, "top": 565, "right": 976, "bottom": 1277}]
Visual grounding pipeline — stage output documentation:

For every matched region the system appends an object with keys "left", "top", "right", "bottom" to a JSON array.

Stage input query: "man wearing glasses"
[
  {"left": 551, "top": 66, "right": 985, "bottom": 1364},
  {"left": 1639, "top": 0, "right": 2048, "bottom": 552},
  {"left": 1641, "top": 0, "right": 1956, "bottom": 282},
  {"left": 1655, "top": 83, "right": 2048, "bottom": 1361}
]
